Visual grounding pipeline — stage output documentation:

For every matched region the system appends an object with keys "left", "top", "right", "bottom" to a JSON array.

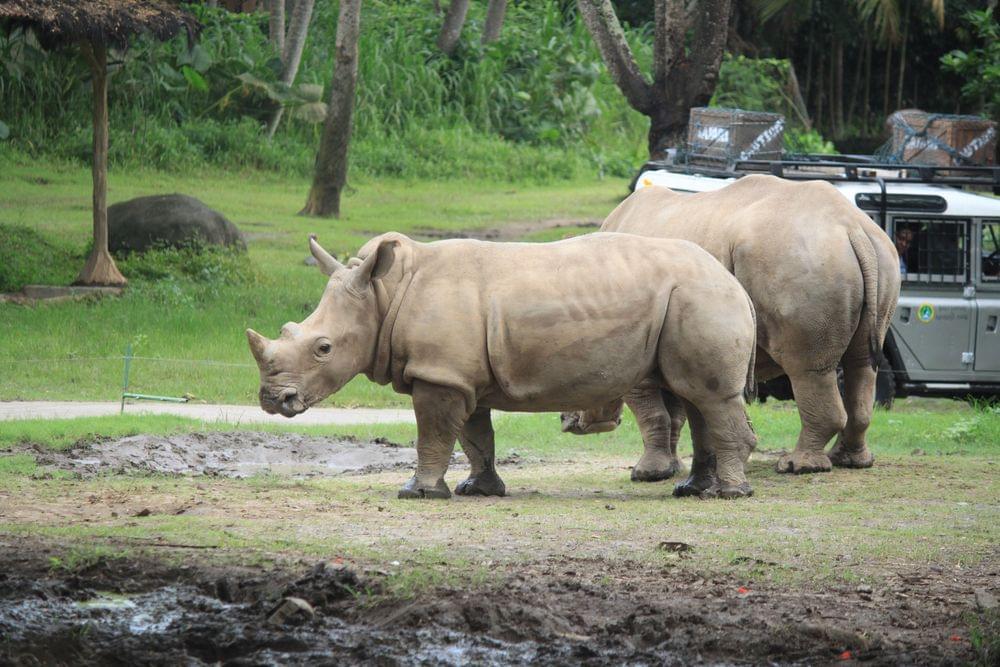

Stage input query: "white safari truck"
[{"left": 631, "top": 155, "right": 1000, "bottom": 406}]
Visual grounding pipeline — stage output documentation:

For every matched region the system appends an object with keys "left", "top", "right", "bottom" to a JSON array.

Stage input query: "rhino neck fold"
[{"left": 370, "top": 271, "right": 414, "bottom": 386}]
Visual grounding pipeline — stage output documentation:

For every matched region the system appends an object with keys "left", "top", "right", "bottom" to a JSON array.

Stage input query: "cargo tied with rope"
[{"left": 882, "top": 109, "right": 997, "bottom": 168}]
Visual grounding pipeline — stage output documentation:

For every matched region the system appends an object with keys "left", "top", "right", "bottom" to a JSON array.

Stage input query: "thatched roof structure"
[
  {"left": 0, "top": 0, "right": 200, "bottom": 286},
  {"left": 0, "top": 0, "right": 198, "bottom": 49}
]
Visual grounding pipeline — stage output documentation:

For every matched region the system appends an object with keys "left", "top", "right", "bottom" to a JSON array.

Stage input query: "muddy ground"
[
  {"left": 26, "top": 432, "right": 420, "bottom": 479},
  {"left": 2, "top": 431, "right": 997, "bottom": 665},
  {"left": 1, "top": 539, "right": 995, "bottom": 666}
]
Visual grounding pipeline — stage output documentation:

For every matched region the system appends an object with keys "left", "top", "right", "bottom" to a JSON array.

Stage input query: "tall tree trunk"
[
  {"left": 804, "top": 14, "right": 814, "bottom": 103},
  {"left": 896, "top": 0, "right": 910, "bottom": 110},
  {"left": 882, "top": 45, "right": 892, "bottom": 122},
  {"left": 437, "top": 0, "right": 469, "bottom": 55},
  {"left": 814, "top": 51, "right": 824, "bottom": 132},
  {"left": 301, "top": 0, "right": 362, "bottom": 218},
  {"left": 787, "top": 62, "right": 811, "bottom": 130},
  {"left": 482, "top": 0, "right": 507, "bottom": 44},
  {"left": 577, "top": 0, "right": 730, "bottom": 158},
  {"left": 862, "top": 35, "right": 872, "bottom": 133},
  {"left": 848, "top": 32, "right": 869, "bottom": 130},
  {"left": 267, "top": 0, "right": 316, "bottom": 138},
  {"left": 75, "top": 41, "right": 126, "bottom": 287},
  {"left": 833, "top": 37, "right": 844, "bottom": 137},
  {"left": 269, "top": 0, "right": 285, "bottom": 57}
]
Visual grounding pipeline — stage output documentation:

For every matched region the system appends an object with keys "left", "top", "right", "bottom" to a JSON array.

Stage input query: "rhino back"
[
  {"left": 603, "top": 175, "right": 879, "bottom": 368},
  {"left": 390, "top": 234, "right": 719, "bottom": 410}
]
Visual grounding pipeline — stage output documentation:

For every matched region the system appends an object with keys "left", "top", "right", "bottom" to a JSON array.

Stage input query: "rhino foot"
[
  {"left": 631, "top": 457, "right": 684, "bottom": 482},
  {"left": 454, "top": 469, "right": 506, "bottom": 497},
  {"left": 699, "top": 482, "right": 754, "bottom": 499},
  {"left": 673, "top": 473, "right": 716, "bottom": 498},
  {"left": 828, "top": 443, "right": 875, "bottom": 469},
  {"left": 398, "top": 476, "right": 451, "bottom": 500},
  {"left": 775, "top": 451, "right": 832, "bottom": 474}
]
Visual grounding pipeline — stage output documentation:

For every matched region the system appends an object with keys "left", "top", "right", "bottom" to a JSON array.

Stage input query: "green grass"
[
  {"left": 0, "top": 156, "right": 624, "bottom": 405},
  {"left": 1, "top": 399, "right": 996, "bottom": 458},
  {"left": 1, "top": 402, "right": 996, "bottom": 599}
]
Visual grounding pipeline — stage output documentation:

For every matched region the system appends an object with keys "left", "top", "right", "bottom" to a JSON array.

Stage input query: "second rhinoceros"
[
  {"left": 247, "top": 232, "right": 758, "bottom": 499},
  {"left": 562, "top": 175, "right": 901, "bottom": 482}
]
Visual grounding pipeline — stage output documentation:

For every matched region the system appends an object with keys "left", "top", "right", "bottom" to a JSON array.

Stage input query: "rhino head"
[
  {"left": 560, "top": 399, "right": 624, "bottom": 435},
  {"left": 246, "top": 234, "right": 400, "bottom": 417}
]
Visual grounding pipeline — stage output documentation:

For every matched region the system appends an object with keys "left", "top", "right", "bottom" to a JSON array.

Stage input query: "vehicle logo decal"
[{"left": 917, "top": 303, "right": 935, "bottom": 323}]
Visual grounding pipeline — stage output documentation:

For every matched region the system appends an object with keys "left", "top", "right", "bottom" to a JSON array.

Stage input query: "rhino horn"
[
  {"left": 246, "top": 328, "right": 270, "bottom": 365},
  {"left": 309, "top": 235, "right": 345, "bottom": 276}
]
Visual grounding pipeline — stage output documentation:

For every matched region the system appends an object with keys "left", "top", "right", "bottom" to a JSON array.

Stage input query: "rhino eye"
[{"left": 318, "top": 343, "right": 332, "bottom": 355}]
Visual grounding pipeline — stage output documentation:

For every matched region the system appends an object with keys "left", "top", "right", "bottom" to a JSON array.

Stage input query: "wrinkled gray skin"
[
  {"left": 562, "top": 175, "right": 901, "bottom": 485},
  {"left": 248, "top": 232, "right": 758, "bottom": 499}
]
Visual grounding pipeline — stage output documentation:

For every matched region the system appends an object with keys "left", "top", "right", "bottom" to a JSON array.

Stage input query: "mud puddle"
[
  {"left": 0, "top": 558, "right": 638, "bottom": 666},
  {"left": 27, "top": 431, "right": 418, "bottom": 478},
  {"left": 1, "top": 544, "right": 990, "bottom": 666}
]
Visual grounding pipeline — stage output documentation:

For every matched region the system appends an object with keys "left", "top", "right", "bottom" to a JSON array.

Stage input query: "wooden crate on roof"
[
  {"left": 886, "top": 109, "right": 996, "bottom": 167},
  {"left": 685, "top": 107, "right": 785, "bottom": 169}
]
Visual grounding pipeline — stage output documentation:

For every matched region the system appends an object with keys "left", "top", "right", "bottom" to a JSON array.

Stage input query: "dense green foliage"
[
  {"left": 941, "top": 8, "right": 1000, "bottom": 121},
  {"left": 0, "top": 2, "right": 649, "bottom": 180},
  {"left": 0, "top": 1, "right": 850, "bottom": 181}
]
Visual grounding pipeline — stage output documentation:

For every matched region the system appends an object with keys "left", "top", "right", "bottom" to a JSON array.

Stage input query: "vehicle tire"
[{"left": 874, "top": 362, "right": 895, "bottom": 410}]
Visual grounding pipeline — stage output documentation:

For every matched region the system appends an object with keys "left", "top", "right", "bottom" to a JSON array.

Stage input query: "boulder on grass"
[{"left": 109, "top": 194, "right": 246, "bottom": 254}]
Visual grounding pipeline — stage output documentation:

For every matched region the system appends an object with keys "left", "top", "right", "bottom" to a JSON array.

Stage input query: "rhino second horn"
[
  {"left": 309, "top": 235, "right": 345, "bottom": 276},
  {"left": 246, "top": 328, "right": 270, "bottom": 364}
]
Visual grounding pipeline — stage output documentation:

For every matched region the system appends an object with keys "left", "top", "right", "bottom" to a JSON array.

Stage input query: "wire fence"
[{"left": 0, "top": 356, "right": 255, "bottom": 368}]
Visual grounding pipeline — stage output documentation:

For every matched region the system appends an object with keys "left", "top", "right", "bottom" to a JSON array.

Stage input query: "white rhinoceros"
[
  {"left": 247, "top": 232, "right": 758, "bottom": 499},
  {"left": 562, "top": 175, "right": 900, "bottom": 487}
]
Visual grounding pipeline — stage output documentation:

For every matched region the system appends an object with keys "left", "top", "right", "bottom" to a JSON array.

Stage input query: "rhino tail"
[
  {"left": 848, "top": 226, "right": 881, "bottom": 371},
  {"left": 744, "top": 289, "right": 757, "bottom": 403}
]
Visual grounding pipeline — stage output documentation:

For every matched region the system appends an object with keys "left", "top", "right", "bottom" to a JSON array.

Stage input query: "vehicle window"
[
  {"left": 893, "top": 218, "right": 968, "bottom": 284},
  {"left": 983, "top": 220, "right": 1000, "bottom": 283}
]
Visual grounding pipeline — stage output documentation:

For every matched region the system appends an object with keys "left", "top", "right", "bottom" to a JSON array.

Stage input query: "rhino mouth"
[
  {"left": 278, "top": 395, "right": 308, "bottom": 418},
  {"left": 560, "top": 411, "right": 621, "bottom": 435},
  {"left": 261, "top": 388, "right": 310, "bottom": 418}
]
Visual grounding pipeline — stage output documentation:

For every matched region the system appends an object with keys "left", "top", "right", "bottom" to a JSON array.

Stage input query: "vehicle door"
[
  {"left": 890, "top": 216, "right": 976, "bottom": 372},
  {"left": 974, "top": 219, "right": 1000, "bottom": 372}
]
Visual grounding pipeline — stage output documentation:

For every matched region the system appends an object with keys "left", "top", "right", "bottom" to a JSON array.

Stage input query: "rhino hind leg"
[
  {"left": 775, "top": 370, "right": 844, "bottom": 474},
  {"left": 828, "top": 363, "right": 877, "bottom": 469},
  {"left": 627, "top": 382, "right": 685, "bottom": 482},
  {"left": 398, "top": 381, "right": 465, "bottom": 500},
  {"left": 455, "top": 407, "right": 506, "bottom": 497},
  {"left": 673, "top": 398, "right": 754, "bottom": 499}
]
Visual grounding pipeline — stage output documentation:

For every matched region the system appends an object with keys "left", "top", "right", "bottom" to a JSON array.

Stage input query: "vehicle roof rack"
[{"left": 638, "top": 153, "right": 1000, "bottom": 195}]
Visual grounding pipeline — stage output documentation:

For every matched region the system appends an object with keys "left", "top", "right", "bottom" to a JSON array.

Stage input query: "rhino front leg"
[
  {"left": 627, "top": 381, "right": 685, "bottom": 482},
  {"left": 398, "top": 381, "right": 467, "bottom": 500},
  {"left": 455, "top": 407, "right": 506, "bottom": 497}
]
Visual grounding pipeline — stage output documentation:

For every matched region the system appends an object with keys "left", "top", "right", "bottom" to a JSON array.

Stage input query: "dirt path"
[{"left": 0, "top": 400, "right": 415, "bottom": 425}]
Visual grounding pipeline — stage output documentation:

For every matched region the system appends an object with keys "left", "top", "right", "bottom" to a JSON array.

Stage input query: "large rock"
[{"left": 108, "top": 194, "right": 245, "bottom": 254}]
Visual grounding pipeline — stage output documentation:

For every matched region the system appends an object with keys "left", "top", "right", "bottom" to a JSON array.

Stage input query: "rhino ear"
[
  {"left": 309, "top": 235, "right": 345, "bottom": 276},
  {"left": 349, "top": 237, "right": 399, "bottom": 291}
]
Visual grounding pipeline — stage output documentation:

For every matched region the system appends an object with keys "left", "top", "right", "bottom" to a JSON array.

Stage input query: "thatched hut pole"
[{"left": 75, "top": 40, "right": 126, "bottom": 287}]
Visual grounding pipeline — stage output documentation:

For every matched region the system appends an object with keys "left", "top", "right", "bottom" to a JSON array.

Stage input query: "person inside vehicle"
[{"left": 895, "top": 227, "right": 914, "bottom": 274}]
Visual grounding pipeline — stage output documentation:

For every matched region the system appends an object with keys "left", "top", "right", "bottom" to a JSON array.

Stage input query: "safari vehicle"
[{"left": 630, "top": 152, "right": 1000, "bottom": 407}]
